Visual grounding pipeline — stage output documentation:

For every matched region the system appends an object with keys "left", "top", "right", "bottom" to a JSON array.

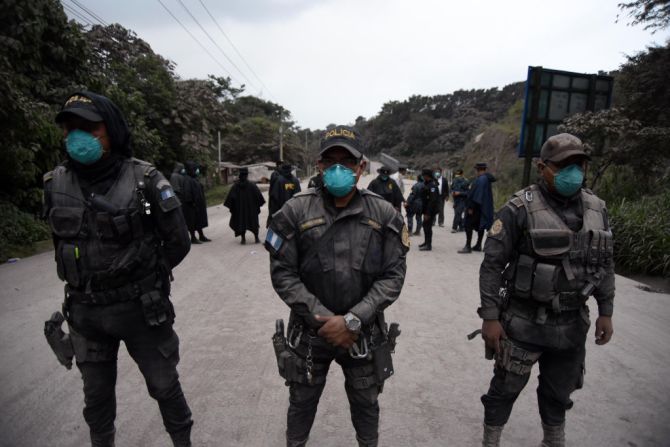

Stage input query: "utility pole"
[
  {"left": 279, "top": 124, "right": 283, "bottom": 162},
  {"left": 217, "top": 130, "right": 221, "bottom": 181}
]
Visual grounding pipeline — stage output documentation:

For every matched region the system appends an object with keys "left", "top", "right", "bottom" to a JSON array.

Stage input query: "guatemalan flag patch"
[
  {"left": 265, "top": 228, "right": 284, "bottom": 253},
  {"left": 160, "top": 188, "right": 175, "bottom": 200}
]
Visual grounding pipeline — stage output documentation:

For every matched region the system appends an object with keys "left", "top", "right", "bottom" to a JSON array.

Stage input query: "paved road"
[{"left": 1, "top": 176, "right": 669, "bottom": 446}]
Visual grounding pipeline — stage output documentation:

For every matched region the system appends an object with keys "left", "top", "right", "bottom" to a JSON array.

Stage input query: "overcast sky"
[{"left": 64, "top": 0, "right": 667, "bottom": 130}]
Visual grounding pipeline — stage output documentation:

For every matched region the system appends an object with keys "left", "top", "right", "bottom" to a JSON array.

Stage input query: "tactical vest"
[
  {"left": 46, "top": 159, "right": 159, "bottom": 292},
  {"left": 508, "top": 184, "right": 613, "bottom": 309}
]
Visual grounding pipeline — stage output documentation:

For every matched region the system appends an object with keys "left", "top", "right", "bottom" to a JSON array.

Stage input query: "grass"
[{"left": 205, "top": 184, "right": 231, "bottom": 206}]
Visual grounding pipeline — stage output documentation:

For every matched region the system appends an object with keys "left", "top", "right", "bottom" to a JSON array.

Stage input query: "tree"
[
  {"left": 0, "top": 0, "right": 93, "bottom": 212},
  {"left": 618, "top": 0, "right": 670, "bottom": 32}
]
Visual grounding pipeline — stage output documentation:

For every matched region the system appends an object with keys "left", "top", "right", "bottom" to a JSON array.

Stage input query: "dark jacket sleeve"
[
  {"left": 593, "top": 207, "right": 615, "bottom": 317},
  {"left": 478, "top": 203, "right": 523, "bottom": 320},
  {"left": 267, "top": 203, "right": 334, "bottom": 327},
  {"left": 350, "top": 211, "right": 408, "bottom": 323},
  {"left": 146, "top": 171, "right": 191, "bottom": 269}
]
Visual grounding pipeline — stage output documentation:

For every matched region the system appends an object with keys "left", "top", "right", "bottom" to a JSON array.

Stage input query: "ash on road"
[{"left": 1, "top": 177, "right": 669, "bottom": 447}]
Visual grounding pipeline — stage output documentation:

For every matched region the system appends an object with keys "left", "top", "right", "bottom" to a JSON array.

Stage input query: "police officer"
[
  {"left": 450, "top": 168, "right": 469, "bottom": 233},
  {"left": 477, "top": 134, "right": 615, "bottom": 447},
  {"left": 367, "top": 165, "right": 404, "bottom": 211},
  {"left": 266, "top": 125, "right": 409, "bottom": 447},
  {"left": 269, "top": 162, "right": 302, "bottom": 225},
  {"left": 43, "top": 92, "right": 194, "bottom": 447},
  {"left": 404, "top": 175, "right": 424, "bottom": 236},
  {"left": 419, "top": 168, "right": 440, "bottom": 251},
  {"left": 433, "top": 167, "right": 449, "bottom": 227}
]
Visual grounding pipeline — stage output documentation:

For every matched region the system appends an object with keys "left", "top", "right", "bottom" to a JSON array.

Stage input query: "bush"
[
  {"left": 609, "top": 191, "right": 670, "bottom": 277},
  {"left": 0, "top": 201, "right": 51, "bottom": 262},
  {"left": 204, "top": 184, "right": 231, "bottom": 206}
]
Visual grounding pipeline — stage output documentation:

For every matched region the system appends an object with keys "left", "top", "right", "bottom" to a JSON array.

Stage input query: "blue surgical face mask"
[
  {"left": 552, "top": 164, "right": 584, "bottom": 197},
  {"left": 323, "top": 164, "right": 356, "bottom": 197},
  {"left": 180, "top": 168, "right": 186, "bottom": 175},
  {"left": 66, "top": 129, "right": 103, "bottom": 165},
  {"left": 195, "top": 168, "right": 200, "bottom": 176},
  {"left": 380, "top": 174, "right": 389, "bottom": 181},
  {"left": 434, "top": 172, "right": 441, "bottom": 179}
]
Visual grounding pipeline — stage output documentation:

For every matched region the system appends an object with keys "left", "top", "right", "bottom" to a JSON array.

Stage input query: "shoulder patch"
[
  {"left": 265, "top": 228, "right": 284, "bottom": 254},
  {"left": 510, "top": 196, "right": 524, "bottom": 208},
  {"left": 489, "top": 219, "right": 503, "bottom": 236}
]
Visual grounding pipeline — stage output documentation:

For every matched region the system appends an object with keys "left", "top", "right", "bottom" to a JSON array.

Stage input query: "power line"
[
  {"left": 197, "top": 0, "right": 277, "bottom": 100},
  {"left": 155, "top": 0, "right": 240, "bottom": 85},
  {"left": 175, "top": 0, "right": 259, "bottom": 93},
  {"left": 62, "top": 3, "right": 93, "bottom": 26},
  {"left": 69, "top": 0, "right": 108, "bottom": 26}
]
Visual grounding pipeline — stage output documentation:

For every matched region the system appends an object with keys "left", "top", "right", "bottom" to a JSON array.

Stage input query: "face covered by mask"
[
  {"left": 552, "top": 164, "right": 584, "bottom": 197},
  {"left": 65, "top": 129, "right": 103, "bottom": 165},
  {"left": 323, "top": 164, "right": 357, "bottom": 197},
  {"left": 434, "top": 171, "right": 441, "bottom": 179}
]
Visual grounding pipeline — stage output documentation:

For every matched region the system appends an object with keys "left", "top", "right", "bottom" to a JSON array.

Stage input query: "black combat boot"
[
  {"left": 482, "top": 424, "right": 503, "bottom": 447},
  {"left": 90, "top": 429, "right": 115, "bottom": 447},
  {"left": 169, "top": 425, "right": 192, "bottom": 447},
  {"left": 198, "top": 230, "right": 211, "bottom": 242},
  {"left": 240, "top": 234, "right": 246, "bottom": 245},
  {"left": 254, "top": 232, "right": 260, "bottom": 244},
  {"left": 357, "top": 435, "right": 378, "bottom": 447},
  {"left": 458, "top": 245, "right": 472, "bottom": 254},
  {"left": 419, "top": 245, "right": 432, "bottom": 251},
  {"left": 286, "top": 437, "right": 308, "bottom": 447},
  {"left": 540, "top": 422, "right": 565, "bottom": 447}
]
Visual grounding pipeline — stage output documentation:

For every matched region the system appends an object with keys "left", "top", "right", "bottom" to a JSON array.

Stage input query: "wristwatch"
[{"left": 343, "top": 312, "right": 362, "bottom": 334}]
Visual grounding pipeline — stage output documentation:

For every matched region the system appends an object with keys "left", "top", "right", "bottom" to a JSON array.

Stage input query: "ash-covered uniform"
[
  {"left": 266, "top": 188, "right": 408, "bottom": 446},
  {"left": 478, "top": 181, "right": 614, "bottom": 427},
  {"left": 43, "top": 157, "right": 193, "bottom": 442}
]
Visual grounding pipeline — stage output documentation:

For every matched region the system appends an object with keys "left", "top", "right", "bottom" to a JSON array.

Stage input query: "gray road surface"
[{"left": 1, "top": 176, "right": 669, "bottom": 447}]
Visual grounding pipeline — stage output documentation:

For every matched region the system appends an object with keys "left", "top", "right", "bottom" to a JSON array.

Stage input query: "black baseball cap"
[
  {"left": 475, "top": 162, "right": 488, "bottom": 170},
  {"left": 540, "top": 133, "right": 590, "bottom": 163},
  {"left": 55, "top": 93, "right": 103, "bottom": 123},
  {"left": 319, "top": 126, "right": 363, "bottom": 159}
]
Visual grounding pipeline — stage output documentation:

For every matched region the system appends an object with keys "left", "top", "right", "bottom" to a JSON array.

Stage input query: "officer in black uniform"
[
  {"left": 477, "top": 134, "right": 615, "bottom": 447},
  {"left": 419, "top": 168, "right": 440, "bottom": 251},
  {"left": 43, "top": 92, "right": 193, "bottom": 447},
  {"left": 266, "top": 125, "right": 408, "bottom": 447},
  {"left": 367, "top": 165, "right": 404, "bottom": 211}
]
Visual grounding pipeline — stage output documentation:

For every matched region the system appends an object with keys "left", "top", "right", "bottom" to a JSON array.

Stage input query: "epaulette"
[
  {"left": 293, "top": 189, "right": 318, "bottom": 198},
  {"left": 131, "top": 158, "right": 157, "bottom": 178}
]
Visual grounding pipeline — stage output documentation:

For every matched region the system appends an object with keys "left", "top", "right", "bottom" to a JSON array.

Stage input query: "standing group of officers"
[{"left": 42, "top": 92, "right": 615, "bottom": 447}]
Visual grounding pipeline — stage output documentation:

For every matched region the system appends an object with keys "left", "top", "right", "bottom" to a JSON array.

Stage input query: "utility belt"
[
  {"left": 65, "top": 272, "right": 159, "bottom": 306},
  {"left": 64, "top": 272, "right": 173, "bottom": 327},
  {"left": 506, "top": 294, "right": 586, "bottom": 325},
  {"left": 272, "top": 314, "right": 401, "bottom": 390}
]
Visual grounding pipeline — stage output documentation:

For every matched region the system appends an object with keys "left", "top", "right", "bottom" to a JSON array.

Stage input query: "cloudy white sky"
[{"left": 63, "top": 0, "right": 667, "bottom": 130}]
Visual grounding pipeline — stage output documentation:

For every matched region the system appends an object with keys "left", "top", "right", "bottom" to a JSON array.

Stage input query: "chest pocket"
[
  {"left": 297, "top": 217, "right": 330, "bottom": 273},
  {"left": 49, "top": 207, "right": 85, "bottom": 239},
  {"left": 353, "top": 218, "right": 384, "bottom": 274}
]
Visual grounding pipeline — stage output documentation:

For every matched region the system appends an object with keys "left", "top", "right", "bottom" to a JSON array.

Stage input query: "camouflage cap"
[{"left": 540, "top": 133, "right": 590, "bottom": 163}]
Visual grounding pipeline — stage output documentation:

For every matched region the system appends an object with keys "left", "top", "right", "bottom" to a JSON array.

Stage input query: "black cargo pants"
[
  {"left": 69, "top": 298, "right": 193, "bottom": 439},
  {"left": 481, "top": 303, "right": 590, "bottom": 426},
  {"left": 286, "top": 333, "right": 382, "bottom": 446}
]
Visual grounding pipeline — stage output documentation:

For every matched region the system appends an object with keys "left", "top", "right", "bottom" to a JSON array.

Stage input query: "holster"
[
  {"left": 272, "top": 319, "right": 319, "bottom": 385},
  {"left": 44, "top": 311, "right": 74, "bottom": 370}
]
